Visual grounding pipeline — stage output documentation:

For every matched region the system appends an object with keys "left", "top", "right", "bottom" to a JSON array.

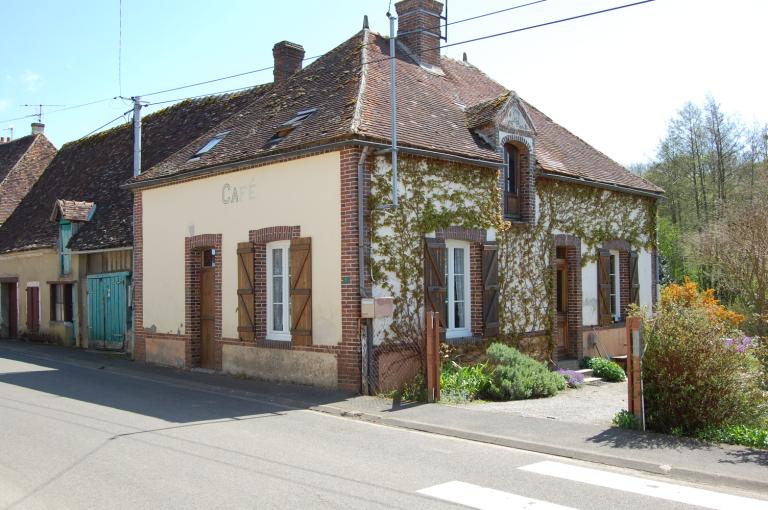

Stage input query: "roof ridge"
[{"left": 349, "top": 29, "right": 369, "bottom": 135}]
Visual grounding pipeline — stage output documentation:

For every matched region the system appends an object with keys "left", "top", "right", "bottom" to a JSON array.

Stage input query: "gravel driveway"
[{"left": 452, "top": 381, "right": 628, "bottom": 426}]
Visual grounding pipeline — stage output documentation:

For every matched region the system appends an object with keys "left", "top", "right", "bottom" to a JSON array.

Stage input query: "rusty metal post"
[
  {"left": 425, "top": 312, "right": 435, "bottom": 402},
  {"left": 433, "top": 312, "right": 441, "bottom": 402}
]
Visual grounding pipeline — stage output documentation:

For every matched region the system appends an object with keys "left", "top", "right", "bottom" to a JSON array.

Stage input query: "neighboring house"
[
  {"left": 0, "top": 89, "right": 268, "bottom": 348},
  {"left": 0, "top": 123, "right": 56, "bottom": 226},
  {"left": 0, "top": 123, "right": 57, "bottom": 338},
  {"left": 124, "top": 0, "right": 662, "bottom": 392}
]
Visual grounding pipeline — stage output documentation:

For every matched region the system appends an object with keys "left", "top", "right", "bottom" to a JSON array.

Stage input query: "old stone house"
[{"left": 124, "top": 0, "right": 662, "bottom": 392}]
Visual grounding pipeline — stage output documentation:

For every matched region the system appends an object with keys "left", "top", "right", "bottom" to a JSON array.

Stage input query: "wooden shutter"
[
  {"left": 290, "top": 237, "right": 312, "bottom": 346},
  {"left": 424, "top": 238, "right": 447, "bottom": 338},
  {"left": 482, "top": 244, "right": 499, "bottom": 337},
  {"left": 237, "top": 242, "right": 255, "bottom": 342},
  {"left": 629, "top": 250, "right": 640, "bottom": 305},
  {"left": 64, "top": 284, "right": 73, "bottom": 322},
  {"left": 26, "top": 287, "right": 39, "bottom": 332},
  {"left": 597, "top": 249, "right": 612, "bottom": 326}
]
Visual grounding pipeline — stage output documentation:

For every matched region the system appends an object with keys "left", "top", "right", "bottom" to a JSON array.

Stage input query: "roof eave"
[{"left": 539, "top": 170, "right": 665, "bottom": 199}]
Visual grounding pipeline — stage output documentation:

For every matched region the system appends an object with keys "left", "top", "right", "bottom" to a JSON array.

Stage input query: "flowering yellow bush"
[{"left": 661, "top": 277, "right": 744, "bottom": 327}]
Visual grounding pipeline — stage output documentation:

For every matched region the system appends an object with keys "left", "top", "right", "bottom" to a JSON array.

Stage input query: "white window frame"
[
  {"left": 445, "top": 240, "right": 472, "bottom": 339},
  {"left": 609, "top": 250, "right": 621, "bottom": 322},
  {"left": 266, "top": 240, "right": 291, "bottom": 341}
]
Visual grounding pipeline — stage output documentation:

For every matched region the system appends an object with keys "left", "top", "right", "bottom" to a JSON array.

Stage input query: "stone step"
[
  {"left": 557, "top": 359, "right": 581, "bottom": 371},
  {"left": 576, "top": 368, "right": 594, "bottom": 378},
  {"left": 583, "top": 376, "right": 603, "bottom": 385}
]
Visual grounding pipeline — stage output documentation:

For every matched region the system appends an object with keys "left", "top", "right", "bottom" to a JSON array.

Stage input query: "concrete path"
[
  {"left": 1, "top": 340, "right": 766, "bottom": 501},
  {"left": 453, "top": 380, "right": 628, "bottom": 426}
]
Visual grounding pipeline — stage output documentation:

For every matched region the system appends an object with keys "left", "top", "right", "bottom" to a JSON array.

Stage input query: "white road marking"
[
  {"left": 418, "top": 481, "right": 577, "bottom": 510},
  {"left": 519, "top": 461, "right": 768, "bottom": 510}
]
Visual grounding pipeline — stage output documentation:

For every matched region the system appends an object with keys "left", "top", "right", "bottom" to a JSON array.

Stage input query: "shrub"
[
  {"left": 695, "top": 425, "right": 768, "bottom": 450},
  {"left": 579, "top": 356, "right": 593, "bottom": 369},
  {"left": 440, "top": 361, "right": 490, "bottom": 403},
  {"left": 638, "top": 284, "right": 766, "bottom": 435},
  {"left": 613, "top": 410, "right": 641, "bottom": 430},
  {"left": 557, "top": 369, "right": 585, "bottom": 388},
  {"left": 484, "top": 343, "right": 566, "bottom": 400},
  {"left": 587, "top": 357, "right": 626, "bottom": 382}
]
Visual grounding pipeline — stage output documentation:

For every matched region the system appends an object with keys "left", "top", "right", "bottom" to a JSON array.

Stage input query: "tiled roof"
[
  {"left": 524, "top": 102, "right": 664, "bottom": 194},
  {"left": 0, "top": 135, "right": 37, "bottom": 183},
  {"left": 0, "top": 87, "right": 269, "bottom": 254},
  {"left": 130, "top": 32, "right": 365, "bottom": 184},
  {"left": 51, "top": 199, "right": 96, "bottom": 222},
  {"left": 131, "top": 29, "right": 660, "bottom": 195}
]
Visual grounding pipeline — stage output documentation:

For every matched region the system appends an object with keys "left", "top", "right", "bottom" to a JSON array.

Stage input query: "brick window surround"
[
  {"left": 248, "top": 225, "right": 301, "bottom": 346},
  {"left": 554, "top": 234, "right": 582, "bottom": 360},
  {"left": 498, "top": 135, "right": 535, "bottom": 224},
  {"left": 185, "top": 234, "right": 222, "bottom": 368},
  {"left": 435, "top": 226, "right": 489, "bottom": 339}
]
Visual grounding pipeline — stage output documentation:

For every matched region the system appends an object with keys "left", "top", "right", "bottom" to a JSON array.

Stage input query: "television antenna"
[{"left": 22, "top": 104, "right": 64, "bottom": 123}]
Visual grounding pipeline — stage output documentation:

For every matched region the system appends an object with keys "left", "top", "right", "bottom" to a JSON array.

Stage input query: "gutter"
[
  {"left": 121, "top": 139, "right": 502, "bottom": 191},
  {"left": 540, "top": 171, "right": 664, "bottom": 200},
  {"left": 70, "top": 246, "right": 133, "bottom": 255}
]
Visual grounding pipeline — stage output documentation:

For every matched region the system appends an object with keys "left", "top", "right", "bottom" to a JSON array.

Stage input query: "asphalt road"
[{"left": 0, "top": 348, "right": 766, "bottom": 510}]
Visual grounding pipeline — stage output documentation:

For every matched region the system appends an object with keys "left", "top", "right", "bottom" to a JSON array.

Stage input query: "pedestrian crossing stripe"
[
  {"left": 519, "top": 461, "right": 768, "bottom": 510},
  {"left": 418, "top": 481, "right": 577, "bottom": 510}
]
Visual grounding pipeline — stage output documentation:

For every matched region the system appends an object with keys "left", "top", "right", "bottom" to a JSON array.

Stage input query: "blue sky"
[{"left": 1, "top": 0, "right": 766, "bottom": 164}]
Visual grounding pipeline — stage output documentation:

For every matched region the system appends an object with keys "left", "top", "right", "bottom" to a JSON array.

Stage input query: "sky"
[{"left": 0, "top": 0, "right": 766, "bottom": 166}]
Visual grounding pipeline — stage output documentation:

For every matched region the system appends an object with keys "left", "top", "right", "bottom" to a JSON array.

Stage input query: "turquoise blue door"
[{"left": 87, "top": 272, "right": 130, "bottom": 351}]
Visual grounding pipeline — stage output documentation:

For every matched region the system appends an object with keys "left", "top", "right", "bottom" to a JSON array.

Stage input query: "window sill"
[
  {"left": 49, "top": 321, "right": 73, "bottom": 326},
  {"left": 265, "top": 334, "right": 291, "bottom": 342}
]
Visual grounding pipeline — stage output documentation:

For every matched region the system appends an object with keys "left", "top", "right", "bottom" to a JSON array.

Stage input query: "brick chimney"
[
  {"left": 273, "top": 41, "right": 305, "bottom": 84},
  {"left": 395, "top": 0, "right": 443, "bottom": 69},
  {"left": 31, "top": 122, "right": 45, "bottom": 135},
  {"left": 0, "top": 137, "right": 6, "bottom": 144}
]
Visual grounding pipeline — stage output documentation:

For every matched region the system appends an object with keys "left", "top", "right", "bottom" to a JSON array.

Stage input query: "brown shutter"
[
  {"left": 597, "top": 249, "right": 612, "bottom": 326},
  {"left": 30, "top": 287, "right": 39, "bottom": 331},
  {"left": 290, "top": 237, "right": 312, "bottom": 346},
  {"left": 424, "top": 238, "right": 447, "bottom": 339},
  {"left": 629, "top": 250, "right": 640, "bottom": 305},
  {"left": 482, "top": 244, "right": 499, "bottom": 337},
  {"left": 237, "top": 241, "right": 255, "bottom": 342},
  {"left": 26, "top": 288, "right": 34, "bottom": 331}
]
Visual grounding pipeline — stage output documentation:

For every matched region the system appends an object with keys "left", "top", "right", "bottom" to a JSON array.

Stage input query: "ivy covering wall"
[
  {"left": 498, "top": 180, "right": 657, "bottom": 339},
  {"left": 369, "top": 154, "right": 656, "bottom": 351}
]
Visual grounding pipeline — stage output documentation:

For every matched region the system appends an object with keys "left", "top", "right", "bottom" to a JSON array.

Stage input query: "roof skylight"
[
  {"left": 264, "top": 108, "right": 317, "bottom": 149},
  {"left": 194, "top": 131, "right": 230, "bottom": 157}
]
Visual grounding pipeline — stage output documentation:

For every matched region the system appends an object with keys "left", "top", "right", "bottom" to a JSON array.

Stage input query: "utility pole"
[
  {"left": 387, "top": 11, "right": 399, "bottom": 208},
  {"left": 132, "top": 96, "right": 142, "bottom": 177}
]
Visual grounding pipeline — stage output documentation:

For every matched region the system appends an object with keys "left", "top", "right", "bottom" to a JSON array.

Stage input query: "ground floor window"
[
  {"left": 50, "top": 283, "right": 73, "bottom": 322},
  {"left": 266, "top": 240, "right": 291, "bottom": 341},
  {"left": 445, "top": 240, "right": 471, "bottom": 339},
  {"left": 609, "top": 251, "right": 621, "bottom": 322}
]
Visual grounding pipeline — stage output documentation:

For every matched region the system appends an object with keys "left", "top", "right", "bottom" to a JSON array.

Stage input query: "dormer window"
[{"left": 503, "top": 144, "right": 521, "bottom": 219}]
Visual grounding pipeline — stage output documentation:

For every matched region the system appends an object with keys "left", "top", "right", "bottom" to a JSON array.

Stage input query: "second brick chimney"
[
  {"left": 395, "top": 0, "right": 444, "bottom": 69},
  {"left": 31, "top": 122, "right": 45, "bottom": 135},
  {"left": 273, "top": 41, "right": 305, "bottom": 84}
]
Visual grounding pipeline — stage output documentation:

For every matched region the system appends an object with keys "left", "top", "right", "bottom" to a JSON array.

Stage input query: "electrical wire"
[
  {"left": 0, "top": 98, "right": 114, "bottom": 124},
  {"left": 82, "top": 111, "right": 130, "bottom": 138}
]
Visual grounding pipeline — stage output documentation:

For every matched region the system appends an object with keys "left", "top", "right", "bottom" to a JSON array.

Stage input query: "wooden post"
[
  {"left": 425, "top": 312, "right": 441, "bottom": 403},
  {"left": 626, "top": 317, "right": 644, "bottom": 426}
]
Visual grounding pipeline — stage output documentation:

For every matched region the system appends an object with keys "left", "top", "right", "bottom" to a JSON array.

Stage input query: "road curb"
[
  {"left": 3, "top": 342, "right": 767, "bottom": 495},
  {"left": 310, "top": 404, "right": 768, "bottom": 495}
]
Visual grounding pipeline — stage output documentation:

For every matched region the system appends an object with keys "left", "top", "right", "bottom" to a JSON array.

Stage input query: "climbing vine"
[{"left": 369, "top": 155, "right": 657, "bottom": 355}]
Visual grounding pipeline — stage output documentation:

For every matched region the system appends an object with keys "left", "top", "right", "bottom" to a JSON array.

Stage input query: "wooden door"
[
  {"left": 555, "top": 259, "right": 568, "bottom": 357},
  {"left": 26, "top": 287, "right": 39, "bottom": 332},
  {"left": 1, "top": 282, "right": 18, "bottom": 338},
  {"left": 88, "top": 273, "right": 130, "bottom": 351},
  {"left": 200, "top": 267, "right": 215, "bottom": 368}
]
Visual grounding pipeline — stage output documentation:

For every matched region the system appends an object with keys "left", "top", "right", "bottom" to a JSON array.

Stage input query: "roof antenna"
[
  {"left": 363, "top": 14, "right": 369, "bottom": 29},
  {"left": 22, "top": 104, "right": 63, "bottom": 123}
]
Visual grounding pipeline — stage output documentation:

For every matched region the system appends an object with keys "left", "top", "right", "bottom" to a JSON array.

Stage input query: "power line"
[
  {"left": 136, "top": 0, "right": 656, "bottom": 113},
  {"left": 118, "top": 0, "right": 123, "bottom": 96},
  {"left": 82, "top": 111, "right": 129, "bottom": 138},
  {"left": 0, "top": 97, "right": 114, "bottom": 124}
]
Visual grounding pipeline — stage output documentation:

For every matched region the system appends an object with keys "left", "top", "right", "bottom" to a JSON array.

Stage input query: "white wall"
[
  {"left": 582, "top": 246, "right": 599, "bottom": 326},
  {"left": 141, "top": 152, "right": 342, "bottom": 345},
  {"left": 638, "top": 248, "right": 653, "bottom": 310}
]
